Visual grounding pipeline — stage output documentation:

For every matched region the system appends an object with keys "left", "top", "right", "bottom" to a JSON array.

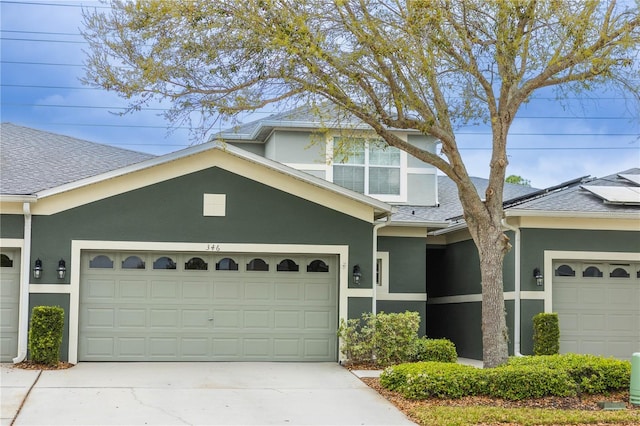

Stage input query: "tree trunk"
[{"left": 476, "top": 225, "right": 510, "bottom": 368}]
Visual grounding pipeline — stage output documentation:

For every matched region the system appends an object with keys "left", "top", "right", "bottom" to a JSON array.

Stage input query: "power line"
[
  {"left": 0, "top": 29, "right": 83, "bottom": 37},
  {"left": 0, "top": 37, "right": 86, "bottom": 44},
  {"left": 1, "top": 1, "right": 109, "bottom": 8},
  {"left": 1, "top": 60, "right": 84, "bottom": 67},
  {"left": 3, "top": 102, "right": 637, "bottom": 121}
]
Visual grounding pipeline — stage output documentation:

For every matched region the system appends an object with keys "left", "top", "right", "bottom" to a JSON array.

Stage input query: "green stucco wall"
[
  {"left": 1, "top": 214, "right": 24, "bottom": 239},
  {"left": 519, "top": 228, "right": 640, "bottom": 291},
  {"left": 378, "top": 236, "right": 426, "bottom": 293},
  {"left": 28, "top": 294, "right": 70, "bottom": 362},
  {"left": 427, "top": 300, "right": 514, "bottom": 360},
  {"left": 30, "top": 167, "right": 373, "bottom": 285}
]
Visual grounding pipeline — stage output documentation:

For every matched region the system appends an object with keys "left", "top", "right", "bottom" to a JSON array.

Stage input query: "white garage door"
[
  {"left": 0, "top": 249, "right": 20, "bottom": 362},
  {"left": 79, "top": 252, "right": 338, "bottom": 361},
  {"left": 553, "top": 261, "right": 640, "bottom": 360}
]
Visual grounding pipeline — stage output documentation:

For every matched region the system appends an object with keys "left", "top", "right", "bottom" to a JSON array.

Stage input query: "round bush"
[
  {"left": 409, "top": 338, "right": 457, "bottom": 363},
  {"left": 381, "top": 362, "right": 483, "bottom": 399}
]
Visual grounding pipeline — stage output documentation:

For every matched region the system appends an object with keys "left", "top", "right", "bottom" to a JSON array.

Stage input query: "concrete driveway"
[{"left": 1, "top": 362, "right": 414, "bottom": 425}]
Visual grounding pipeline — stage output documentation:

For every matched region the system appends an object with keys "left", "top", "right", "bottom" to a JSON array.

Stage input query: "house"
[{"left": 1, "top": 114, "right": 638, "bottom": 364}]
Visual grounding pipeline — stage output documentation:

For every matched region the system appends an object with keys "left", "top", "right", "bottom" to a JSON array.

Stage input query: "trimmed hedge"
[
  {"left": 532, "top": 313, "right": 560, "bottom": 355},
  {"left": 409, "top": 337, "right": 457, "bottom": 363},
  {"left": 507, "top": 354, "right": 631, "bottom": 394},
  {"left": 380, "top": 362, "right": 483, "bottom": 399},
  {"left": 380, "top": 354, "right": 631, "bottom": 400},
  {"left": 28, "top": 306, "right": 64, "bottom": 366}
]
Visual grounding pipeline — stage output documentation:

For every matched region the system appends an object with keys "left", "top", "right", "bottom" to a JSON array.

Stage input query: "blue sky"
[{"left": 1, "top": 0, "right": 638, "bottom": 189}]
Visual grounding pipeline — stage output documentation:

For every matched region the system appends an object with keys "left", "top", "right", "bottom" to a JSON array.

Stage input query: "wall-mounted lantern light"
[
  {"left": 352, "top": 264, "right": 362, "bottom": 286},
  {"left": 533, "top": 267, "right": 543, "bottom": 286},
  {"left": 57, "top": 259, "right": 67, "bottom": 280},
  {"left": 33, "top": 258, "right": 43, "bottom": 279}
]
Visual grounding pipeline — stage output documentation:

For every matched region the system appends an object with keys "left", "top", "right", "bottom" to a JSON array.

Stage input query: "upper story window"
[{"left": 332, "top": 138, "right": 401, "bottom": 196}]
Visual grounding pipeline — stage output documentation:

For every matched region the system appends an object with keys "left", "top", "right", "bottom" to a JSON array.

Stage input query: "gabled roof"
[
  {"left": 1, "top": 123, "right": 393, "bottom": 220},
  {"left": 1, "top": 123, "right": 155, "bottom": 195}
]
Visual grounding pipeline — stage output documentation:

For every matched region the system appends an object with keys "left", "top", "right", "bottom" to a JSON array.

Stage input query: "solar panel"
[
  {"left": 581, "top": 185, "right": 640, "bottom": 205},
  {"left": 619, "top": 174, "right": 640, "bottom": 186}
]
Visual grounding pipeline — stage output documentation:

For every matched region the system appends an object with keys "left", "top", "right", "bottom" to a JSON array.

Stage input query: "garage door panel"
[
  {"left": 274, "top": 311, "right": 301, "bottom": 328},
  {"left": 118, "top": 308, "right": 146, "bottom": 327},
  {"left": 274, "top": 338, "right": 300, "bottom": 357},
  {"left": 182, "top": 281, "right": 210, "bottom": 299},
  {"left": 275, "top": 282, "right": 300, "bottom": 300},
  {"left": 150, "top": 309, "right": 179, "bottom": 328},
  {"left": 120, "top": 280, "right": 147, "bottom": 299},
  {"left": 86, "top": 308, "right": 115, "bottom": 327},
  {"left": 80, "top": 252, "right": 338, "bottom": 361},
  {"left": 182, "top": 309, "right": 210, "bottom": 328},
  {"left": 86, "top": 279, "right": 116, "bottom": 299}
]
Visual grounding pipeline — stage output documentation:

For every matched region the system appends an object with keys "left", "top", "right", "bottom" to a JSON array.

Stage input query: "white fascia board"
[
  {"left": 35, "top": 142, "right": 393, "bottom": 215},
  {"left": 505, "top": 209, "right": 640, "bottom": 220},
  {"left": 0, "top": 195, "right": 37, "bottom": 203},
  {"left": 390, "top": 220, "right": 450, "bottom": 228},
  {"left": 428, "top": 221, "right": 468, "bottom": 235}
]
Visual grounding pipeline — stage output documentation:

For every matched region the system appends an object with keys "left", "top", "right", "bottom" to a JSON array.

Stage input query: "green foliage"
[
  {"left": 381, "top": 362, "right": 484, "bottom": 399},
  {"left": 381, "top": 354, "right": 631, "bottom": 401},
  {"left": 507, "top": 354, "right": 631, "bottom": 394},
  {"left": 337, "top": 311, "right": 421, "bottom": 367},
  {"left": 532, "top": 313, "right": 560, "bottom": 355},
  {"left": 505, "top": 175, "right": 531, "bottom": 186},
  {"left": 409, "top": 337, "right": 457, "bottom": 363},
  {"left": 481, "top": 365, "right": 576, "bottom": 400},
  {"left": 28, "top": 306, "right": 64, "bottom": 366}
]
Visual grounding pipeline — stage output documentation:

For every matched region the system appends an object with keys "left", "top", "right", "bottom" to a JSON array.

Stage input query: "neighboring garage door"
[
  {"left": 553, "top": 260, "right": 640, "bottom": 360},
  {"left": 79, "top": 252, "right": 338, "bottom": 361},
  {"left": 1, "top": 249, "right": 20, "bottom": 362}
]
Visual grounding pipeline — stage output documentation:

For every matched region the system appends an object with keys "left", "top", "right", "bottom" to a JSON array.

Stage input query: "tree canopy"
[{"left": 82, "top": 0, "right": 640, "bottom": 367}]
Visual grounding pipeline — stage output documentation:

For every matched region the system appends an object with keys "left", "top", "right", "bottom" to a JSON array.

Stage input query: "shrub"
[
  {"left": 338, "top": 311, "right": 420, "bottom": 367},
  {"left": 28, "top": 305, "right": 64, "bottom": 366},
  {"left": 381, "top": 362, "right": 483, "bottom": 399},
  {"left": 508, "top": 354, "right": 631, "bottom": 394},
  {"left": 532, "top": 313, "right": 560, "bottom": 355},
  {"left": 409, "top": 337, "right": 457, "bottom": 363},
  {"left": 372, "top": 311, "right": 420, "bottom": 366},
  {"left": 482, "top": 365, "right": 577, "bottom": 400}
]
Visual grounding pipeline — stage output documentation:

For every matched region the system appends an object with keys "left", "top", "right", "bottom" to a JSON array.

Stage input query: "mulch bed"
[
  {"left": 14, "top": 361, "right": 74, "bottom": 370},
  {"left": 360, "top": 377, "right": 637, "bottom": 412}
]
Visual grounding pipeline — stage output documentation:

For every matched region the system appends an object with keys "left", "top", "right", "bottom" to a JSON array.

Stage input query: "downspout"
[
  {"left": 14, "top": 202, "right": 32, "bottom": 363},
  {"left": 501, "top": 217, "right": 522, "bottom": 357},
  {"left": 372, "top": 213, "right": 392, "bottom": 315}
]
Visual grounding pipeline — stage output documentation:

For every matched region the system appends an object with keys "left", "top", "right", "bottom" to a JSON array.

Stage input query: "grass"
[{"left": 409, "top": 405, "right": 640, "bottom": 426}]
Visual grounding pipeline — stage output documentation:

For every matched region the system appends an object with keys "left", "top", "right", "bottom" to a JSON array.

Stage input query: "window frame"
[{"left": 329, "top": 137, "right": 407, "bottom": 203}]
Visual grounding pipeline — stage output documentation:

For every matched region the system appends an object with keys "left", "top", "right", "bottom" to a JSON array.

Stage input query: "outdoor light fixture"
[
  {"left": 57, "top": 259, "right": 67, "bottom": 280},
  {"left": 352, "top": 265, "right": 362, "bottom": 286},
  {"left": 533, "top": 267, "right": 543, "bottom": 286},
  {"left": 33, "top": 258, "right": 43, "bottom": 279}
]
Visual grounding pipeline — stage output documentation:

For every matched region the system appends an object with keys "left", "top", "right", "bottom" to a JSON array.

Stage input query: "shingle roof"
[
  {"left": 391, "top": 176, "right": 539, "bottom": 225},
  {"left": 507, "top": 168, "right": 640, "bottom": 214},
  {"left": 1, "top": 123, "right": 155, "bottom": 195}
]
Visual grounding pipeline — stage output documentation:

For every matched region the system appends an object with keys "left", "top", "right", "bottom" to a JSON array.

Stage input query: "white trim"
[
  {"left": 506, "top": 209, "right": 640, "bottom": 220},
  {"left": 0, "top": 238, "right": 25, "bottom": 363},
  {"left": 29, "top": 284, "right": 70, "bottom": 293},
  {"left": 542, "top": 250, "right": 640, "bottom": 313},
  {"left": 68, "top": 240, "right": 351, "bottom": 364},
  {"left": 427, "top": 291, "right": 546, "bottom": 305},
  {"left": 406, "top": 167, "right": 437, "bottom": 175},
  {"left": 283, "top": 163, "right": 328, "bottom": 171},
  {"left": 0, "top": 195, "right": 37, "bottom": 203},
  {"left": 378, "top": 293, "right": 428, "bottom": 301}
]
